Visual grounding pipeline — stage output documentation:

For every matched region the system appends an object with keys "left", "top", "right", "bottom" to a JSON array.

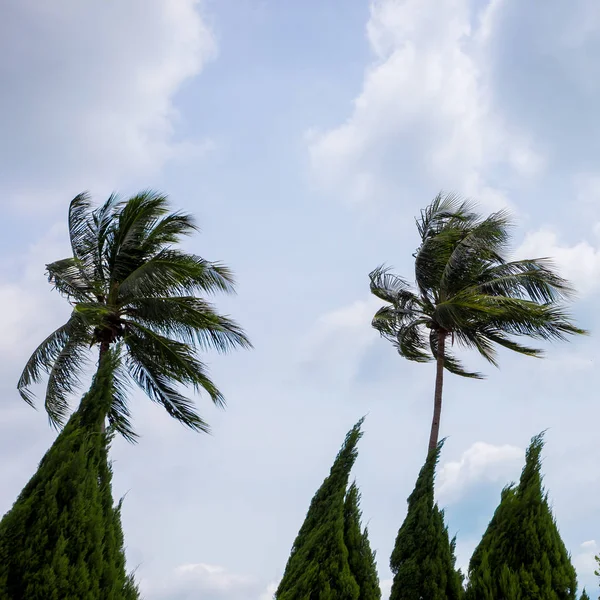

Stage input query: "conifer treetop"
[
  {"left": 344, "top": 481, "right": 381, "bottom": 600},
  {"left": 275, "top": 418, "right": 366, "bottom": 600},
  {"left": 466, "top": 432, "right": 577, "bottom": 600},
  {"left": 389, "top": 439, "right": 463, "bottom": 600}
]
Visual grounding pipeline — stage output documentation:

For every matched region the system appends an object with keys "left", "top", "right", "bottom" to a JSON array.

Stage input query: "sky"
[{"left": 1, "top": 0, "right": 600, "bottom": 597}]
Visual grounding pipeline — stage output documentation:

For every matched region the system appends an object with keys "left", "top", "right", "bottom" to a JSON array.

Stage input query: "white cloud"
[
  {"left": 380, "top": 578, "right": 393, "bottom": 599},
  {"left": 573, "top": 540, "right": 598, "bottom": 577},
  {"left": 437, "top": 442, "right": 523, "bottom": 505},
  {"left": 296, "top": 298, "right": 382, "bottom": 386},
  {"left": 515, "top": 228, "right": 600, "bottom": 297},
  {"left": 259, "top": 581, "right": 278, "bottom": 600},
  {"left": 141, "top": 562, "right": 271, "bottom": 600},
  {"left": 0, "top": 0, "right": 216, "bottom": 212},
  {"left": 307, "top": 0, "right": 543, "bottom": 206}
]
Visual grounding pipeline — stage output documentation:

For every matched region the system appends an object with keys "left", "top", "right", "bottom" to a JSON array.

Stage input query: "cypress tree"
[
  {"left": 275, "top": 419, "right": 364, "bottom": 600},
  {"left": 0, "top": 350, "right": 139, "bottom": 600},
  {"left": 389, "top": 441, "right": 463, "bottom": 600},
  {"left": 466, "top": 433, "right": 577, "bottom": 600},
  {"left": 344, "top": 482, "right": 381, "bottom": 600},
  {"left": 580, "top": 590, "right": 590, "bottom": 600}
]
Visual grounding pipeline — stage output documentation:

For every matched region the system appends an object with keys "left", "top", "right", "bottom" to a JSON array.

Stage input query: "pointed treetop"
[
  {"left": 389, "top": 439, "right": 463, "bottom": 600},
  {"left": 275, "top": 418, "right": 366, "bottom": 600},
  {"left": 517, "top": 430, "right": 547, "bottom": 497},
  {"left": 344, "top": 481, "right": 381, "bottom": 600},
  {"left": 466, "top": 432, "right": 577, "bottom": 599}
]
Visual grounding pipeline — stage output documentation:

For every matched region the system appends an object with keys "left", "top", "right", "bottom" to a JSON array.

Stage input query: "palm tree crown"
[
  {"left": 369, "top": 193, "right": 586, "bottom": 449},
  {"left": 18, "top": 191, "right": 251, "bottom": 441}
]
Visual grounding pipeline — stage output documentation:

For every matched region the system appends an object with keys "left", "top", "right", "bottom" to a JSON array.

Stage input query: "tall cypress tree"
[
  {"left": 466, "top": 433, "right": 577, "bottom": 600},
  {"left": 275, "top": 420, "right": 364, "bottom": 600},
  {"left": 344, "top": 482, "right": 381, "bottom": 600},
  {"left": 0, "top": 350, "right": 139, "bottom": 600},
  {"left": 389, "top": 441, "right": 463, "bottom": 600}
]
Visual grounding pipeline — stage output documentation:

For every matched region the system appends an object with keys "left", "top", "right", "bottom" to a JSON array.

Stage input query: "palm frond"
[
  {"left": 438, "top": 211, "right": 512, "bottom": 294},
  {"left": 481, "top": 330, "right": 543, "bottom": 358},
  {"left": 125, "top": 296, "right": 251, "bottom": 352},
  {"left": 17, "top": 314, "right": 90, "bottom": 407},
  {"left": 484, "top": 298, "right": 588, "bottom": 341},
  {"left": 68, "top": 193, "right": 96, "bottom": 263},
  {"left": 477, "top": 258, "right": 575, "bottom": 302},
  {"left": 125, "top": 347, "right": 211, "bottom": 434},
  {"left": 453, "top": 327, "right": 499, "bottom": 367},
  {"left": 118, "top": 251, "right": 237, "bottom": 300},
  {"left": 369, "top": 265, "right": 417, "bottom": 305},
  {"left": 429, "top": 329, "right": 483, "bottom": 378},
  {"left": 138, "top": 212, "right": 198, "bottom": 257},
  {"left": 371, "top": 306, "right": 403, "bottom": 339},
  {"left": 44, "top": 326, "right": 92, "bottom": 428},
  {"left": 108, "top": 190, "right": 171, "bottom": 279},
  {"left": 103, "top": 344, "right": 138, "bottom": 443},
  {"left": 124, "top": 323, "right": 226, "bottom": 431},
  {"left": 416, "top": 192, "right": 479, "bottom": 241},
  {"left": 46, "top": 257, "right": 96, "bottom": 302},
  {"left": 91, "top": 193, "right": 120, "bottom": 283},
  {"left": 394, "top": 320, "right": 432, "bottom": 363}
]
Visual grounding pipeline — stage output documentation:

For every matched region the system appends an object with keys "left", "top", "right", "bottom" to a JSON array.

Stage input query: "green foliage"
[
  {"left": 389, "top": 441, "right": 463, "bottom": 600},
  {"left": 0, "top": 353, "right": 139, "bottom": 599},
  {"left": 595, "top": 554, "right": 600, "bottom": 599},
  {"left": 344, "top": 482, "right": 381, "bottom": 600},
  {"left": 18, "top": 191, "right": 251, "bottom": 439},
  {"left": 275, "top": 420, "right": 365, "bottom": 600},
  {"left": 580, "top": 590, "right": 590, "bottom": 600},
  {"left": 369, "top": 192, "right": 586, "bottom": 379},
  {"left": 466, "top": 433, "right": 577, "bottom": 600}
]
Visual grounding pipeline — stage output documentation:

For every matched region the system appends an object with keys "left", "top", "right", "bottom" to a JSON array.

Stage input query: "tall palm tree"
[
  {"left": 369, "top": 193, "right": 586, "bottom": 452},
  {"left": 18, "top": 191, "right": 251, "bottom": 441}
]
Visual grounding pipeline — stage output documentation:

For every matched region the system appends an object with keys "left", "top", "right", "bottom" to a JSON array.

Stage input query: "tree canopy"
[
  {"left": 466, "top": 433, "right": 577, "bottom": 600},
  {"left": 370, "top": 193, "right": 585, "bottom": 380},
  {"left": 389, "top": 440, "right": 463, "bottom": 600},
  {"left": 0, "top": 350, "right": 139, "bottom": 599},
  {"left": 18, "top": 191, "right": 251, "bottom": 440},
  {"left": 275, "top": 420, "right": 365, "bottom": 600}
]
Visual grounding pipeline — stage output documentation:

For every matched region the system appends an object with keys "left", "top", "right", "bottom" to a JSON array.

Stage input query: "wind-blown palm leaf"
[
  {"left": 17, "top": 313, "right": 91, "bottom": 408},
  {"left": 429, "top": 328, "right": 483, "bottom": 378},
  {"left": 18, "top": 191, "right": 250, "bottom": 438},
  {"left": 125, "top": 296, "right": 250, "bottom": 352},
  {"left": 43, "top": 329, "right": 92, "bottom": 426},
  {"left": 117, "top": 251, "right": 236, "bottom": 302},
  {"left": 68, "top": 192, "right": 95, "bottom": 263},
  {"left": 104, "top": 346, "right": 137, "bottom": 443}
]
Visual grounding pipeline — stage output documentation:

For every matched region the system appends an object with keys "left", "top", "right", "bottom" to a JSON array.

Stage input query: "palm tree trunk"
[
  {"left": 428, "top": 329, "right": 446, "bottom": 452},
  {"left": 98, "top": 341, "right": 110, "bottom": 434}
]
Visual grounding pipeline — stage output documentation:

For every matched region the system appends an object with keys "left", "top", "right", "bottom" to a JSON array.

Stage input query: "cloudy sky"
[{"left": 1, "top": 0, "right": 600, "bottom": 597}]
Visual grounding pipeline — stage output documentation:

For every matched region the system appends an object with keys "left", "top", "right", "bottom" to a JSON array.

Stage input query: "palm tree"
[
  {"left": 18, "top": 191, "right": 251, "bottom": 441},
  {"left": 369, "top": 193, "right": 586, "bottom": 452}
]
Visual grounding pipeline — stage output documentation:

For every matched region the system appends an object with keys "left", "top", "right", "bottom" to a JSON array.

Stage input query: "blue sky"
[{"left": 1, "top": 0, "right": 600, "bottom": 597}]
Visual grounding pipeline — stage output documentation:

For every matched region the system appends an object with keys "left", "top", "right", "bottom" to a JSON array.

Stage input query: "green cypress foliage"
[
  {"left": 389, "top": 441, "right": 463, "bottom": 600},
  {"left": 275, "top": 419, "right": 364, "bottom": 600},
  {"left": 580, "top": 590, "right": 590, "bottom": 600},
  {"left": 344, "top": 482, "right": 381, "bottom": 600},
  {"left": 0, "top": 351, "right": 139, "bottom": 600},
  {"left": 466, "top": 433, "right": 577, "bottom": 600}
]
